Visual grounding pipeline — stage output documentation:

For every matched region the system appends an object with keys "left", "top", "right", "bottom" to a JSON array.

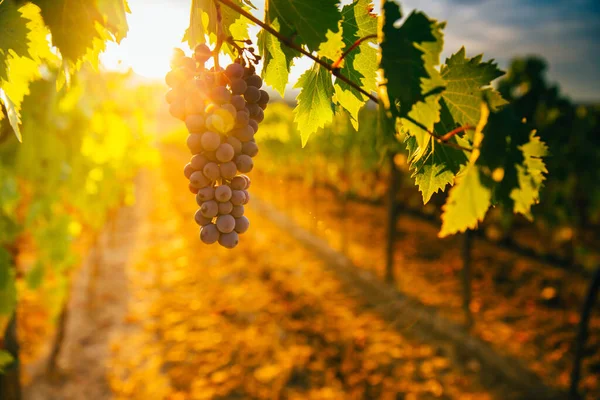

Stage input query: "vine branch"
[
  {"left": 404, "top": 115, "right": 473, "bottom": 152},
  {"left": 433, "top": 136, "right": 473, "bottom": 152},
  {"left": 214, "top": 0, "right": 377, "bottom": 103},
  {"left": 214, "top": 0, "right": 473, "bottom": 153},
  {"left": 440, "top": 125, "right": 474, "bottom": 142},
  {"left": 331, "top": 34, "right": 377, "bottom": 69}
]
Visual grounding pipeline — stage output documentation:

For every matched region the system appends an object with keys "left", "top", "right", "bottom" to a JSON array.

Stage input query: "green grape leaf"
[
  {"left": 380, "top": 3, "right": 446, "bottom": 154},
  {"left": 186, "top": 0, "right": 250, "bottom": 58},
  {"left": 186, "top": 0, "right": 209, "bottom": 47},
  {"left": 1, "top": 3, "right": 54, "bottom": 132},
  {"left": 406, "top": 135, "right": 468, "bottom": 203},
  {"left": 318, "top": 23, "right": 344, "bottom": 62},
  {"left": 334, "top": 0, "right": 377, "bottom": 128},
  {"left": 510, "top": 132, "right": 548, "bottom": 219},
  {"left": 439, "top": 164, "right": 492, "bottom": 237},
  {"left": 0, "top": 0, "right": 30, "bottom": 81},
  {"left": 481, "top": 88, "right": 508, "bottom": 113},
  {"left": 0, "top": 3, "right": 48, "bottom": 126},
  {"left": 380, "top": 3, "right": 442, "bottom": 119},
  {"left": 521, "top": 132, "right": 548, "bottom": 186},
  {"left": 258, "top": 18, "right": 291, "bottom": 96},
  {"left": 478, "top": 104, "right": 533, "bottom": 208},
  {"left": 221, "top": 0, "right": 250, "bottom": 57},
  {"left": 31, "top": 0, "right": 103, "bottom": 61},
  {"left": 268, "top": 0, "right": 341, "bottom": 52},
  {"left": 261, "top": 0, "right": 340, "bottom": 94},
  {"left": 511, "top": 165, "right": 537, "bottom": 220},
  {"left": 438, "top": 47, "right": 506, "bottom": 136},
  {"left": 401, "top": 19, "right": 445, "bottom": 154},
  {"left": 333, "top": 85, "right": 362, "bottom": 131},
  {"left": 0, "top": 90, "right": 22, "bottom": 142},
  {"left": 439, "top": 100, "right": 492, "bottom": 237},
  {"left": 97, "top": 0, "right": 130, "bottom": 43},
  {"left": 294, "top": 62, "right": 335, "bottom": 147}
]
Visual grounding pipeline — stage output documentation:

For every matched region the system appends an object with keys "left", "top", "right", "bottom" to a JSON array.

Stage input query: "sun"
[{"left": 100, "top": 0, "right": 190, "bottom": 79}]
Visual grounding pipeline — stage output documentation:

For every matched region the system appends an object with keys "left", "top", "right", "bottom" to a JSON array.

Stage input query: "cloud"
[{"left": 395, "top": 0, "right": 600, "bottom": 101}]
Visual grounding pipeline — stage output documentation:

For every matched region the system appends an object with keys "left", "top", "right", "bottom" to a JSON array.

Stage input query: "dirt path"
[
  {"left": 23, "top": 173, "right": 150, "bottom": 400},
  {"left": 22, "top": 146, "right": 563, "bottom": 399}
]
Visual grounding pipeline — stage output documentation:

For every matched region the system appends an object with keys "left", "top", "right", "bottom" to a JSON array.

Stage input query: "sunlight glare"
[{"left": 101, "top": 0, "right": 190, "bottom": 79}]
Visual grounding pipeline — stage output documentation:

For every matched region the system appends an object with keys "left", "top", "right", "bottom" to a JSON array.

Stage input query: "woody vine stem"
[{"left": 213, "top": 0, "right": 473, "bottom": 152}]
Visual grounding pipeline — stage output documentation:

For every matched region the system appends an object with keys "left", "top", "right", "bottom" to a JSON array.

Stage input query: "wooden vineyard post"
[
  {"left": 47, "top": 305, "right": 68, "bottom": 377},
  {"left": 0, "top": 312, "right": 21, "bottom": 400},
  {"left": 462, "top": 229, "right": 474, "bottom": 329},
  {"left": 570, "top": 265, "right": 600, "bottom": 399},
  {"left": 385, "top": 152, "right": 399, "bottom": 284}
]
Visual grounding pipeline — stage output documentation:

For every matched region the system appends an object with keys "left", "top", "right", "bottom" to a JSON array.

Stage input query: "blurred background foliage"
[
  {"left": 0, "top": 67, "right": 158, "bottom": 352},
  {"left": 250, "top": 56, "right": 600, "bottom": 270}
]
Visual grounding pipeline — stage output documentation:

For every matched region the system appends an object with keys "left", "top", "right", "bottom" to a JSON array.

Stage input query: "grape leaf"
[
  {"left": 521, "top": 132, "right": 548, "bottom": 184},
  {"left": 439, "top": 101, "right": 492, "bottom": 237},
  {"left": 32, "top": 0, "right": 103, "bottom": 61},
  {"left": 511, "top": 165, "right": 536, "bottom": 220},
  {"left": 268, "top": 0, "right": 341, "bottom": 52},
  {"left": 380, "top": 3, "right": 446, "bottom": 157},
  {"left": 258, "top": 18, "right": 292, "bottom": 96},
  {"left": 0, "top": 0, "right": 30, "bottom": 81},
  {"left": 333, "top": 85, "right": 361, "bottom": 131},
  {"left": 220, "top": 0, "right": 250, "bottom": 56},
  {"left": 481, "top": 88, "right": 508, "bottom": 113},
  {"left": 2, "top": 4, "right": 54, "bottom": 111},
  {"left": 334, "top": 0, "right": 377, "bottom": 128},
  {"left": 186, "top": 0, "right": 209, "bottom": 48},
  {"left": 400, "top": 18, "right": 445, "bottom": 154},
  {"left": 438, "top": 47, "right": 507, "bottom": 137},
  {"left": 294, "top": 62, "right": 335, "bottom": 147},
  {"left": 406, "top": 135, "right": 468, "bottom": 203},
  {"left": 510, "top": 132, "right": 548, "bottom": 219},
  {"left": 478, "top": 103, "right": 533, "bottom": 209},
  {"left": 261, "top": 0, "right": 340, "bottom": 94},
  {"left": 439, "top": 164, "right": 492, "bottom": 237},
  {"left": 380, "top": 3, "right": 441, "bottom": 119},
  {"left": 186, "top": 0, "right": 250, "bottom": 58},
  {"left": 97, "top": 0, "right": 130, "bottom": 43},
  {"left": 0, "top": 3, "right": 50, "bottom": 140},
  {"left": 318, "top": 23, "right": 345, "bottom": 62},
  {"left": 0, "top": 90, "right": 22, "bottom": 142}
]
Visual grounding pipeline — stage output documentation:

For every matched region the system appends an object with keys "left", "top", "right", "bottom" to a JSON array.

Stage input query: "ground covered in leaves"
[
  {"left": 250, "top": 169, "right": 600, "bottom": 399},
  {"left": 21, "top": 145, "right": 531, "bottom": 399},
  {"left": 106, "top": 147, "right": 504, "bottom": 399}
]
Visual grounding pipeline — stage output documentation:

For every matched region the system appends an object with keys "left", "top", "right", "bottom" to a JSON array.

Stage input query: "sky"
[
  {"left": 400, "top": 0, "right": 600, "bottom": 102},
  {"left": 101, "top": 0, "right": 600, "bottom": 102}
]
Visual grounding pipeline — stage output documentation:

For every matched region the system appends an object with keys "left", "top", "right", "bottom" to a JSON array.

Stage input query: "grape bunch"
[{"left": 165, "top": 44, "right": 269, "bottom": 248}]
